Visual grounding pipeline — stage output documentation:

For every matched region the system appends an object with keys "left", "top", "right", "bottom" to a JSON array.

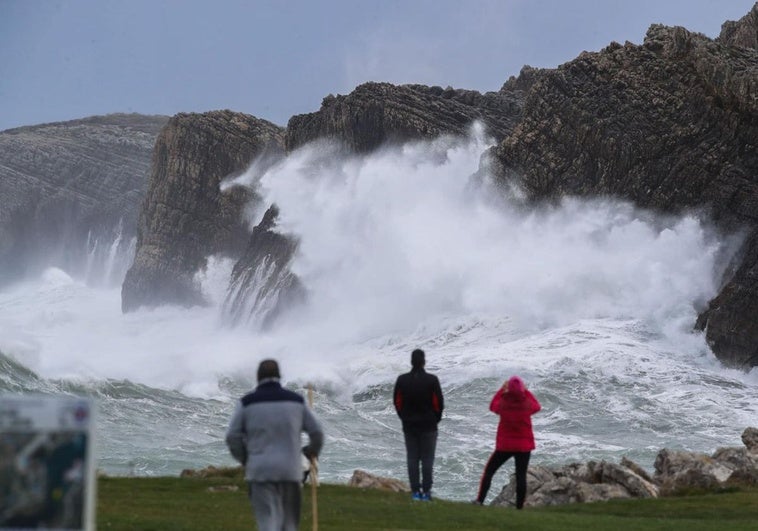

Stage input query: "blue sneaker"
[
  {"left": 411, "top": 491, "right": 422, "bottom": 501},
  {"left": 420, "top": 492, "right": 432, "bottom": 501}
]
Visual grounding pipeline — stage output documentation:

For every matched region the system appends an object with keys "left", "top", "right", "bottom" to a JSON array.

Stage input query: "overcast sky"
[{"left": 0, "top": 0, "right": 754, "bottom": 131}]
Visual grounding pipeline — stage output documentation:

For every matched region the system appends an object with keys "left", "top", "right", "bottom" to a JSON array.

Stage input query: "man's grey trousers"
[{"left": 248, "top": 481, "right": 302, "bottom": 531}]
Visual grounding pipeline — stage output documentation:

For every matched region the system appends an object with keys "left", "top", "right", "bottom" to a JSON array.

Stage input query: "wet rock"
[
  {"left": 347, "top": 469, "right": 410, "bottom": 492},
  {"left": 491, "top": 7, "right": 758, "bottom": 368},
  {"left": 222, "top": 204, "right": 305, "bottom": 328},
  {"left": 121, "top": 110, "right": 284, "bottom": 312}
]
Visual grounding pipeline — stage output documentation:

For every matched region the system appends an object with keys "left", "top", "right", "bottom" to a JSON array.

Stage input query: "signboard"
[{"left": 0, "top": 395, "right": 95, "bottom": 530}]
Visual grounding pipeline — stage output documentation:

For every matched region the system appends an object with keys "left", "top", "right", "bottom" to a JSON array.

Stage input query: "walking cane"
[{"left": 307, "top": 384, "right": 319, "bottom": 531}]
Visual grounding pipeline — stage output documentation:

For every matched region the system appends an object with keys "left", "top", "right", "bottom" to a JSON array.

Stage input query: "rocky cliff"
[
  {"left": 718, "top": 2, "right": 758, "bottom": 49},
  {"left": 491, "top": 15, "right": 758, "bottom": 368},
  {"left": 121, "top": 110, "right": 285, "bottom": 312},
  {"left": 116, "top": 5, "right": 757, "bottom": 366},
  {"left": 0, "top": 113, "right": 168, "bottom": 286},
  {"left": 285, "top": 81, "right": 526, "bottom": 152}
]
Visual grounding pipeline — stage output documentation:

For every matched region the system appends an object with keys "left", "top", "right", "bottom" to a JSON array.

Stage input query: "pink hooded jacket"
[{"left": 489, "top": 376, "right": 541, "bottom": 452}]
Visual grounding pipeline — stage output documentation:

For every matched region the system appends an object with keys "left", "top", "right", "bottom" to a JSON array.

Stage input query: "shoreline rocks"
[
  {"left": 347, "top": 470, "right": 410, "bottom": 493},
  {"left": 120, "top": 110, "right": 284, "bottom": 312},
  {"left": 489, "top": 427, "right": 758, "bottom": 507}
]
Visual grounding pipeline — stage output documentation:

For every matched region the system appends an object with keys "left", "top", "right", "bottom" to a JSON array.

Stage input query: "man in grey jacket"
[{"left": 226, "top": 359, "right": 324, "bottom": 531}]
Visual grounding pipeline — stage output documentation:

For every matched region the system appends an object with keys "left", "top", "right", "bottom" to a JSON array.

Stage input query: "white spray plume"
[{"left": 244, "top": 126, "right": 734, "bottom": 355}]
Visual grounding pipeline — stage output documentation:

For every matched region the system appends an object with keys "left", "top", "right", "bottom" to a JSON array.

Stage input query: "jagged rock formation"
[
  {"left": 0, "top": 114, "right": 168, "bottom": 286},
  {"left": 491, "top": 13, "right": 758, "bottom": 368},
  {"left": 492, "top": 458, "right": 659, "bottom": 507},
  {"left": 491, "top": 427, "right": 758, "bottom": 507},
  {"left": 121, "top": 111, "right": 284, "bottom": 312},
  {"left": 285, "top": 81, "right": 526, "bottom": 153},
  {"left": 718, "top": 2, "right": 758, "bottom": 49},
  {"left": 116, "top": 4, "right": 758, "bottom": 360},
  {"left": 222, "top": 205, "right": 305, "bottom": 328}
]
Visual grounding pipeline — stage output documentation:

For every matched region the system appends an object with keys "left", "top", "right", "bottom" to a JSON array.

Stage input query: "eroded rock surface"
[
  {"left": 121, "top": 110, "right": 284, "bottom": 311},
  {"left": 285, "top": 81, "right": 526, "bottom": 153},
  {"left": 0, "top": 114, "right": 168, "bottom": 285},
  {"left": 491, "top": 18, "right": 758, "bottom": 368}
]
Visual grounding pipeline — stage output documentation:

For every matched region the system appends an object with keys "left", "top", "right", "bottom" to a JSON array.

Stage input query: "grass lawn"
[{"left": 97, "top": 477, "right": 758, "bottom": 530}]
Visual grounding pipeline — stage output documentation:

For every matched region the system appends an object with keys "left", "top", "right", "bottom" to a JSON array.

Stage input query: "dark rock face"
[
  {"left": 0, "top": 114, "right": 168, "bottom": 286},
  {"left": 491, "top": 21, "right": 758, "bottom": 368},
  {"left": 121, "top": 111, "right": 284, "bottom": 312},
  {"left": 285, "top": 81, "right": 525, "bottom": 153},
  {"left": 222, "top": 205, "right": 305, "bottom": 329},
  {"left": 718, "top": 3, "right": 758, "bottom": 49}
]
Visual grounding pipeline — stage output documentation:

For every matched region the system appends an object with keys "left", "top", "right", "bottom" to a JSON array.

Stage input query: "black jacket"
[{"left": 393, "top": 368, "right": 444, "bottom": 433}]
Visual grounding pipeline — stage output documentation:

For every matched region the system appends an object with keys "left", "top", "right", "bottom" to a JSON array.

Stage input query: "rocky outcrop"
[
  {"left": 491, "top": 459, "right": 659, "bottom": 507},
  {"left": 347, "top": 469, "right": 410, "bottom": 493},
  {"left": 718, "top": 2, "right": 758, "bottom": 49},
  {"left": 492, "top": 427, "right": 758, "bottom": 507},
  {"left": 134, "top": 82, "right": 517, "bottom": 326},
  {"left": 222, "top": 205, "right": 305, "bottom": 329},
  {"left": 491, "top": 15, "right": 758, "bottom": 367},
  {"left": 121, "top": 111, "right": 284, "bottom": 312},
  {"left": 285, "top": 81, "right": 526, "bottom": 153},
  {"left": 0, "top": 114, "right": 168, "bottom": 286},
  {"left": 117, "top": 5, "right": 758, "bottom": 355},
  {"left": 654, "top": 428, "right": 758, "bottom": 494}
]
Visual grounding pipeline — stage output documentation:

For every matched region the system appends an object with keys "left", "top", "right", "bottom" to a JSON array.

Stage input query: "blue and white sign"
[{"left": 0, "top": 395, "right": 95, "bottom": 531}]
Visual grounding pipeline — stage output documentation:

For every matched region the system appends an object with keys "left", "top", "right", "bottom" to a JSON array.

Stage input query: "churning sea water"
[{"left": 1, "top": 128, "right": 756, "bottom": 500}]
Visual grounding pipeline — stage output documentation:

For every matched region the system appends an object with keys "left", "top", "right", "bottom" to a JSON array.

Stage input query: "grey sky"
[{"left": 0, "top": 0, "right": 754, "bottom": 131}]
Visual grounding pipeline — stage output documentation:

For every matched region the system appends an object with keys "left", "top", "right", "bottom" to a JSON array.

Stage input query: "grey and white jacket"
[{"left": 226, "top": 379, "right": 324, "bottom": 482}]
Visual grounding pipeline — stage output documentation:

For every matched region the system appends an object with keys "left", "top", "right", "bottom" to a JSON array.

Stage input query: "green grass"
[{"left": 97, "top": 477, "right": 758, "bottom": 530}]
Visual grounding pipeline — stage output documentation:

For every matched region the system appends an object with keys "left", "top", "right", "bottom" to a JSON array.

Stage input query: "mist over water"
[{"left": 1, "top": 128, "right": 756, "bottom": 499}]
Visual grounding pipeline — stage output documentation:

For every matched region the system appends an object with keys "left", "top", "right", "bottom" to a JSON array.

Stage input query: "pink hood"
[{"left": 507, "top": 376, "right": 526, "bottom": 397}]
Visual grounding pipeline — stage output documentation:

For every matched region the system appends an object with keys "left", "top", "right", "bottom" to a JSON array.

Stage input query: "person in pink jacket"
[{"left": 472, "top": 375, "right": 541, "bottom": 508}]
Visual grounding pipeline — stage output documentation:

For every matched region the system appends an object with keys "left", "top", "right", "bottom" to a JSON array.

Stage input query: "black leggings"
[{"left": 476, "top": 450, "right": 531, "bottom": 507}]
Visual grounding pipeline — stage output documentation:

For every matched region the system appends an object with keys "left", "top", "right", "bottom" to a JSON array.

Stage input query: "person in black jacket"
[{"left": 393, "top": 348, "right": 444, "bottom": 501}]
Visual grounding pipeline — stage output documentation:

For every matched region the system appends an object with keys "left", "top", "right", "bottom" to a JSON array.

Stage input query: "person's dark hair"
[
  {"left": 257, "top": 359, "right": 281, "bottom": 382},
  {"left": 411, "top": 349, "right": 425, "bottom": 369}
]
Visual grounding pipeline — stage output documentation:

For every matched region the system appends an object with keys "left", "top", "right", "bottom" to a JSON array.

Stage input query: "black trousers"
[
  {"left": 403, "top": 430, "right": 438, "bottom": 494},
  {"left": 476, "top": 450, "right": 531, "bottom": 508}
]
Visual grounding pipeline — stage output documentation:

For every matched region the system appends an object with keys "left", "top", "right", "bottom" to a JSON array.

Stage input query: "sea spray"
[{"left": 0, "top": 129, "right": 754, "bottom": 499}]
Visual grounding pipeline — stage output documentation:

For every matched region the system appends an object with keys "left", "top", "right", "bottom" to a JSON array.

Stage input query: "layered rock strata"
[
  {"left": 121, "top": 111, "right": 284, "bottom": 311},
  {"left": 491, "top": 18, "right": 758, "bottom": 367},
  {"left": 0, "top": 114, "right": 168, "bottom": 285},
  {"left": 285, "top": 81, "right": 526, "bottom": 153}
]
